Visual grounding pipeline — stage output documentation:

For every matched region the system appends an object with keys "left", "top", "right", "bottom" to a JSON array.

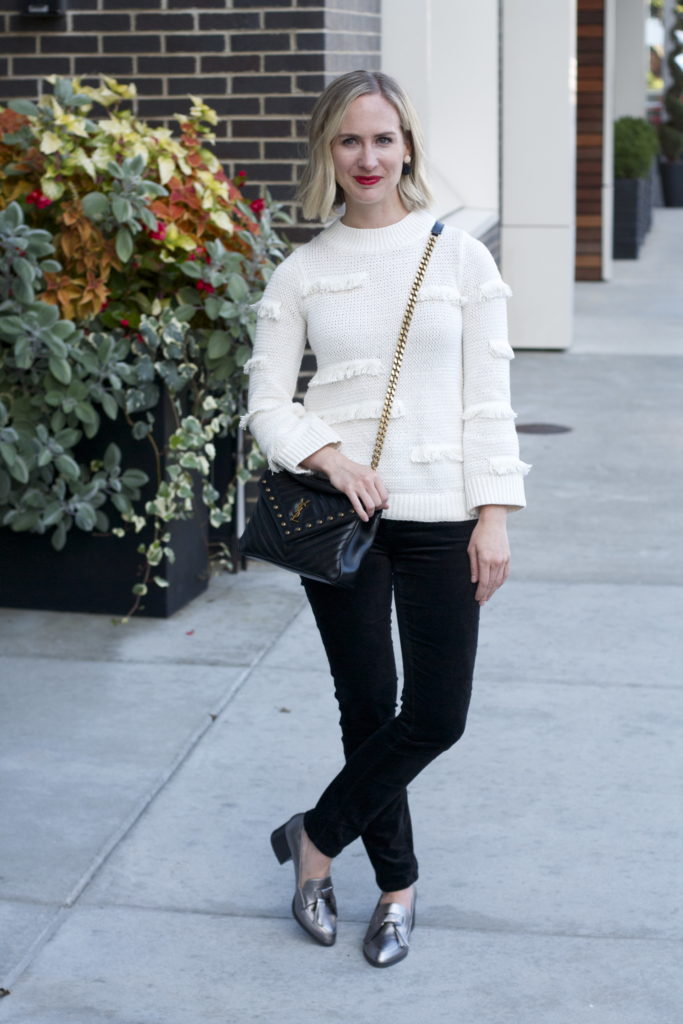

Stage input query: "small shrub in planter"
[
  {"left": 658, "top": 6, "right": 683, "bottom": 207},
  {"left": 0, "top": 77, "right": 287, "bottom": 616},
  {"left": 613, "top": 116, "right": 659, "bottom": 259}
]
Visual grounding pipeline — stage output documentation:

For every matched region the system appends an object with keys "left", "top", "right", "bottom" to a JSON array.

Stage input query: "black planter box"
[
  {"left": 0, "top": 393, "right": 228, "bottom": 617},
  {"left": 613, "top": 176, "right": 650, "bottom": 259},
  {"left": 660, "top": 161, "right": 683, "bottom": 207}
]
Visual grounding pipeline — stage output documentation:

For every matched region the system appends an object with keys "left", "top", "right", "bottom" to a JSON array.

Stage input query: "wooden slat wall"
[{"left": 576, "top": 0, "right": 605, "bottom": 280}]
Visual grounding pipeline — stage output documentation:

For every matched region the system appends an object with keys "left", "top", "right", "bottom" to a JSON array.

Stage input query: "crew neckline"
[{"left": 319, "top": 209, "right": 436, "bottom": 254}]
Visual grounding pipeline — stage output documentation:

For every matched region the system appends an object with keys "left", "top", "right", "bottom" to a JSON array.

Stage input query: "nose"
[{"left": 358, "top": 142, "right": 378, "bottom": 170}]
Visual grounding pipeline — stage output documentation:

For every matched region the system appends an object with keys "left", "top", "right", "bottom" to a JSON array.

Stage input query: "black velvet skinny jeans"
[{"left": 301, "top": 517, "right": 480, "bottom": 893}]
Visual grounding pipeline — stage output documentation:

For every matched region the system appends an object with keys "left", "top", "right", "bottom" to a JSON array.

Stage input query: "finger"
[
  {"left": 357, "top": 488, "right": 378, "bottom": 519},
  {"left": 468, "top": 545, "right": 479, "bottom": 583},
  {"left": 475, "top": 561, "right": 491, "bottom": 602},
  {"left": 348, "top": 492, "right": 369, "bottom": 522}
]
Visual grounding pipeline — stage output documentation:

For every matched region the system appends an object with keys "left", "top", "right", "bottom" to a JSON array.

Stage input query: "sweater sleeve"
[
  {"left": 240, "top": 253, "right": 343, "bottom": 474},
  {"left": 459, "top": 235, "right": 531, "bottom": 514}
]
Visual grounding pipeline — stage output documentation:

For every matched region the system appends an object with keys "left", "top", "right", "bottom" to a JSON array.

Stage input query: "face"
[{"left": 331, "top": 92, "right": 412, "bottom": 222}]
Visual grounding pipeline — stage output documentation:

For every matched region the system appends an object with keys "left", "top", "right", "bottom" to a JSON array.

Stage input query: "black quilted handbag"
[{"left": 239, "top": 221, "right": 443, "bottom": 587}]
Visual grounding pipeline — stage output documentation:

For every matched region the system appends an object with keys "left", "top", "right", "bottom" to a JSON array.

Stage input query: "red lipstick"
[{"left": 354, "top": 176, "right": 382, "bottom": 185}]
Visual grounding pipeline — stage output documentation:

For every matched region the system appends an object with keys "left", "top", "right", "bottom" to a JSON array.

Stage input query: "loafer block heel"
[{"left": 270, "top": 823, "right": 291, "bottom": 865}]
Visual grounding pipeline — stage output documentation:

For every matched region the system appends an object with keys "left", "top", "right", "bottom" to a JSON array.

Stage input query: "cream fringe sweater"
[{"left": 241, "top": 209, "right": 530, "bottom": 522}]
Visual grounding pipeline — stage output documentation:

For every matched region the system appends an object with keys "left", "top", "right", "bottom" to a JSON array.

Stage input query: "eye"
[
  {"left": 377, "top": 136, "right": 393, "bottom": 145},
  {"left": 340, "top": 137, "right": 357, "bottom": 146}
]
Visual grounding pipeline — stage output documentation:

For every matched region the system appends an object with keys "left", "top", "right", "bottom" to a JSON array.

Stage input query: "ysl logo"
[{"left": 290, "top": 498, "right": 310, "bottom": 522}]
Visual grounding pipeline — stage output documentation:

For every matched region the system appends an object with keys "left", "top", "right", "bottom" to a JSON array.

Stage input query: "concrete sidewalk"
[{"left": 1, "top": 209, "right": 682, "bottom": 1024}]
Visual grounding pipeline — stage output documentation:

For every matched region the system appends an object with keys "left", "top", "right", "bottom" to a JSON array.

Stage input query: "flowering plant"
[{"left": 0, "top": 77, "right": 290, "bottom": 615}]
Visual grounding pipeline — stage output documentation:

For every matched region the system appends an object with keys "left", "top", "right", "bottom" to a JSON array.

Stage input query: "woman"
[{"left": 242, "top": 70, "right": 530, "bottom": 967}]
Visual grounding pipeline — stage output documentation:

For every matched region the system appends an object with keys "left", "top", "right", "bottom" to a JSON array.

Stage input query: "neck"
[{"left": 340, "top": 197, "right": 410, "bottom": 230}]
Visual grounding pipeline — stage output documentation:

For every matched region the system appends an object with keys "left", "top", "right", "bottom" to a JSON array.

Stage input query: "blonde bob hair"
[{"left": 297, "top": 70, "right": 433, "bottom": 223}]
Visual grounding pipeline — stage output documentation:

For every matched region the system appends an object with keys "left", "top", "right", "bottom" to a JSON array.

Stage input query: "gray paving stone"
[
  {"left": 0, "top": 656, "right": 244, "bottom": 904},
  {"left": 0, "top": 905, "right": 678, "bottom": 1024},
  {"left": 0, "top": 903, "right": 56, "bottom": 981}
]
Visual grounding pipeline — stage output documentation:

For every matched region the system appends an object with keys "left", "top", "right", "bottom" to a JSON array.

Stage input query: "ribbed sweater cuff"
[
  {"left": 466, "top": 473, "right": 527, "bottom": 514},
  {"left": 273, "top": 420, "right": 342, "bottom": 474}
]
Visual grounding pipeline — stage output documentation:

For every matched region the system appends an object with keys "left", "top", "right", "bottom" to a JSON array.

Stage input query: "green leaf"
[
  {"left": 55, "top": 453, "right": 81, "bottom": 481},
  {"left": 8, "top": 99, "right": 39, "bottom": 117},
  {"left": 40, "top": 259, "right": 62, "bottom": 274},
  {"left": 9, "top": 456, "right": 29, "bottom": 484},
  {"left": 115, "top": 227, "right": 134, "bottom": 263},
  {"left": 204, "top": 296, "right": 221, "bottom": 320},
  {"left": 75, "top": 504, "right": 97, "bottom": 531},
  {"left": 51, "top": 320, "right": 77, "bottom": 340},
  {"left": 227, "top": 274, "right": 249, "bottom": 303},
  {"left": 12, "top": 277, "right": 34, "bottom": 305},
  {"left": 174, "top": 304, "right": 198, "bottom": 323},
  {"left": 51, "top": 520, "right": 67, "bottom": 551},
  {"left": 101, "top": 392, "right": 118, "bottom": 420},
  {"left": 207, "top": 331, "right": 231, "bottom": 359},
  {"left": 111, "top": 492, "right": 132, "bottom": 515},
  {"left": 82, "top": 413, "right": 101, "bottom": 439},
  {"left": 103, "top": 443, "right": 121, "bottom": 473},
  {"left": 0, "top": 201, "right": 22, "bottom": 230},
  {"left": 55, "top": 427, "right": 80, "bottom": 448},
  {"left": 42, "top": 502, "right": 64, "bottom": 528},
  {"left": 138, "top": 206, "right": 157, "bottom": 231},
  {"left": 132, "top": 583, "right": 148, "bottom": 596},
  {"left": 131, "top": 420, "right": 151, "bottom": 440},
  {"left": 235, "top": 345, "right": 251, "bottom": 367},
  {"left": 81, "top": 191, "right": 109, "bottom": 219},
  {"left": 0, "top": 440, "right": 16, "bottom": 468},
  {"left": 13, "top": 257, "right": 35, "bottom": 286},
  {"left": 34, "top": 303, "right": 60, "bottom": 327},
  {"left": 48, "top": 355, "right": 72, "bottom": 385},
  {"left": 23, "top": 488, "right": 46, "bottom": 509},
  {"left": 153, "top": 575, "right": 170, "bottom": 588},
  {"left": 44, "top": 335, "right": 68, "bottom": 358},
  {"left": 74, "top": 401, "right": 97, "bottom": 425},
  {"left": 13, "top": 338, "right": 32, "bottom": 368},
  {"left": 9, "top": 509, "right": 40, "bottom": 531},
  {"left": 112, "top": 194, "right": 133, "bottom": 223},
  {"left": 120, "top": 468, "right": 149, "bottom": 488},
  {"left": 95, "top": 510, "right": 109, "bottom": 532}
]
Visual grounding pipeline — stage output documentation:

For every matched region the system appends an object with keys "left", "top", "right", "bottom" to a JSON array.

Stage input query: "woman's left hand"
[{"left": 467, "top": 506, "right": 510, "bottom": 606}]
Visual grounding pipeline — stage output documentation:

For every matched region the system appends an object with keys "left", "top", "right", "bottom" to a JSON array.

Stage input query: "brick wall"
[
  {"left": 0, "top": 0, "right": 381, "bottom": 237},
  {"left": 575, "top": 0, "right": 605, "bottom": 281}
]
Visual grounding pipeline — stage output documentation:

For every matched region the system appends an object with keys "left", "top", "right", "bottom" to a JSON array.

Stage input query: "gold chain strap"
[{"left": 370, "top": 229, "right": 439, "bottom": 471}]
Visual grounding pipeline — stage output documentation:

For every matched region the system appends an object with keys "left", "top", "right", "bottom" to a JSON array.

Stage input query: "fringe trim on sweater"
[
  {"left": 249, "top": 298, "right": 282, "bottom": 321},
  {"left": 315, "top": 398, "right": 406, "bottom": 426},
  {"left": 410, "top": 443, "right": 463, "bottom": 464},
  {"left": 488, "top": 337, "right": 515, "bottom": 360},
  {"left": 463, "top": 401, "right": 517, "bottom": 421},
  {"left": 239, "top": 402, "right": 305, "bottom": 430},
  {"left": 301, "top": 272, "right": 367, "bottom": 297},
  {"left": 476, "top": 278, "right": 513, "bottom": 302},
  {"left": 416, "top": 284, "right": 467, "bottom": 307},
  {"left": 488, "top": 456, "right": 533, "bottom": 476},
  {"left": 309, "top": 358, "right": 383, "bottom": 387},
  {"left": 243, "top": 355, "right": 268, "bottom": 375}
]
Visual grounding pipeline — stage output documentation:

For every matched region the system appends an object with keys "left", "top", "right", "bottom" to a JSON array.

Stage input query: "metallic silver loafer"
[
  {"left": 270, "top": 812, "right": 337, "bottom": 946},
  {"left": 363, "top": 889, "right": 416, "bottom": 968}
]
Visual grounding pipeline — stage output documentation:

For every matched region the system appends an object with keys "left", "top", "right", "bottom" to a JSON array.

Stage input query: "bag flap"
[{"left": 259, "top": 470, "right": 357, "bottom": 542}]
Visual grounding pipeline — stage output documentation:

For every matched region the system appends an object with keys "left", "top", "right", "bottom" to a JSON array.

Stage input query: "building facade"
[{"left": 0, "top": 0, "right": 654, "bottom": 349}]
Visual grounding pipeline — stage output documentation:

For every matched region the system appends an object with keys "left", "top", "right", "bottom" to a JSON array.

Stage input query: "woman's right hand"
[{"left": 299, "top": 445, "right": 389, "bottom": 522}]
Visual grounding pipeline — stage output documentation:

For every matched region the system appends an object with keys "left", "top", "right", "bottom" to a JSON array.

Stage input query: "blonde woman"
[{"left": 242, "top": 70, "right": 529, "bottom": 967}]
